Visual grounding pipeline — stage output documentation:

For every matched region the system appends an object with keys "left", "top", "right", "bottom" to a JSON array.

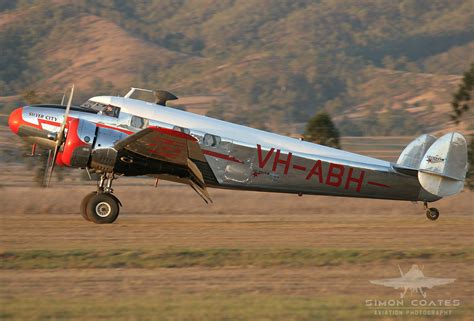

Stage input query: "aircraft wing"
[
  {"left": 370, "top": 277, "right": 455, "bottom": 289},
  {"left": 114, "top": 126, "right": 212, "bottom": 203},
  {"left": 370, "top": 278, "right": 407, "bottom": 289},
  {"left": 417, "top": 277, "right": 456, "bottom": 289}
]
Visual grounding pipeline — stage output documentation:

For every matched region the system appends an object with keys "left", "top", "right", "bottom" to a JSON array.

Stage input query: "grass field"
[{"left": 0, "top": 183, "right": 473, "bottom": 321}]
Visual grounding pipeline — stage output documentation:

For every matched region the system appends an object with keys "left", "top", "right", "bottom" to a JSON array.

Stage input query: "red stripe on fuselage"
[
  {"left": 148, "top": 126, "right": 197, "bottom": 141},
  {"left": 367, "top": 181, "right": 390, "bottom": 188},
  {"left": 95, "top": 123, "right": 133, "bottom": 135},
  {"left": 38, "top": 119, "right": 61, "bottom": 127},
  {"left": 37, "top": 118, "right": 135, "bottom": 136},
  {"left": 203, "top": 150, "right": 243, "bottom": 164}
]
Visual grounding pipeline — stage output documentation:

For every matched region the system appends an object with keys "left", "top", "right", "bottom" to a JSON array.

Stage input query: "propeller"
[
  {"left": 60, "top": 91, "right": 66, "bottom": 105},
  {"left": 43, "top": 84, "right": 74, "bottom": 187}
]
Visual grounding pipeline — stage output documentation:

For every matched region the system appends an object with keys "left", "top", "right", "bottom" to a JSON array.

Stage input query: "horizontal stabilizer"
[{"left": 418, "top": 132, "right": 468, "bottom": 197}]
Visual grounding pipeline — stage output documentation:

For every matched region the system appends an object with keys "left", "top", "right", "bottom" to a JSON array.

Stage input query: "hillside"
[
  {"left": 40, "top": 15, "right": 198, "bottom": 91},
  {"left": 0, "top": 0, "right": 473, "bottom": 135}
]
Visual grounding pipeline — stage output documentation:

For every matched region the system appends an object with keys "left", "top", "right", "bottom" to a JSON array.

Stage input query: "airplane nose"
[{"left": 8, "top": 107, "right": 23, "bottom": 134}]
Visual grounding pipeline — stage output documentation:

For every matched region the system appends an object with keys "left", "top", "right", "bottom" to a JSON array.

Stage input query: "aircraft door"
[
  {"left": 117, "top": 112, "right": 132, "bottom": 130},
  {"left": 200, "top": 135, "right": 233, "bottom": 184},
  {"left": 223, "top": 140, "right": 256, "bottom": 184}
]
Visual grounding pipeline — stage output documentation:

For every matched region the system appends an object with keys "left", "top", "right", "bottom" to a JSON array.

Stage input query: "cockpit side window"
[{"left": 102, "top": 105, "right": 120, "bottom": 118}]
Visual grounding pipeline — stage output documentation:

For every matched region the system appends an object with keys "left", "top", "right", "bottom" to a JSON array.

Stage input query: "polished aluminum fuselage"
[{"left": 20, "top": 96, "right": 439, "bottom": 202}]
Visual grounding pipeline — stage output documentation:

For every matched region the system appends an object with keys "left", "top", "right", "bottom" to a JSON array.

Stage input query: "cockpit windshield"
[
  {"left": 81, "top": 100, "right": 121, "bottom": 118},
  {"left": 81, "top": 100, "right": 103, "bottom": 111}
]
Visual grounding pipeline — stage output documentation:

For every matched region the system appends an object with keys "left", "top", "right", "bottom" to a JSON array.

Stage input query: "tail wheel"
[
  {"left": 426, "top": 208, "right": 440, "bottom": 221},
  {"left": 86, "top": 193, "right": 120, "bottom": 224},
  {"left": 80, "top": 192, "right": 97, "bottom": 222}
]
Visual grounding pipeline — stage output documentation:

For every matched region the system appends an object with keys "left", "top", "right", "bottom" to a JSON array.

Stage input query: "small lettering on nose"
[{"left": 29, "top": 112, "right": 58, "bottom": 122}]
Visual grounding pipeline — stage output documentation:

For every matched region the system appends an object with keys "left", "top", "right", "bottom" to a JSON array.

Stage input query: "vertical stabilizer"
[
  {"left": 397, "top": 134, "right": 437, "bottom": 170},
  {"left": 398, "top": 265, "right": 404, "bottom": 277},
  {"left": 418, "top": 132, "right": 468, "bottom": 197}
]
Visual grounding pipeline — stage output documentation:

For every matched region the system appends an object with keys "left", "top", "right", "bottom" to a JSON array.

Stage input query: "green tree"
[
  {"left": 467, "top": 138, "right": 474, "bottom": 190},
  {"left": 303, "top": 111, "right": 341, "bottom": 148},
  {"left": 450, "top": 63, "right": 474, "bottom": 189},
  {"left": 451, "top": 62, "right": 473, "bottom": 124}
]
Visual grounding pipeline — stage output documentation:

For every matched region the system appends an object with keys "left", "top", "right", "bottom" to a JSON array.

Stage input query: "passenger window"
[
  {"left": 173, "top": 126, "right": 190, "bottom": 135},
  {"left": 131, "top": 115, "right": 148, "bottom": 129},
  {"left": 203, "top": 134, "right": 221, "bottom": 147}
]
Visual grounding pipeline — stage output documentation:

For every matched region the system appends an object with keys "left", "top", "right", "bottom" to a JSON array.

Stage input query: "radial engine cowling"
[
  {"left": 89, "top": 126, "right": 128, "bottom": 172},
  {"left": 61, "top": 118, "right": 96, "bottom": 167},
  {"left": 59, "top": 118, "right": 128, "bottom": 172}
]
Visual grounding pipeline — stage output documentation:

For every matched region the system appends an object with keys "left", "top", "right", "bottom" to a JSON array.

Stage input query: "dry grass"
[
  {"left": 0, "top": 183, "right": 473, "bottom": 320},
  {"left": 0, "top": 184, "right": 473, "bottom": 250}
]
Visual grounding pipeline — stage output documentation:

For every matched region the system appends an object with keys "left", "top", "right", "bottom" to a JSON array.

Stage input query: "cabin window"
[
  {"left": 203, "top": 134, "right": 221, "bottom": 147},
  {"left": 131, "top": 115, "right": 148, "bottom": 129},
  {"left": 173, "top": 126, "right": 190, "bottom": 135}
]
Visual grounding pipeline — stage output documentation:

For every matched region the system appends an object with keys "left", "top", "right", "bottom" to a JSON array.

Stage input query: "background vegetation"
[{"left": 0, "top": 0, "right": 473, "bottom": 135}]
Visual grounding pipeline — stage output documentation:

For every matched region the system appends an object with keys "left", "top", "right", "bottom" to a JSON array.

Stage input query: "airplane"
[
  {"left": 7, "top": 86, "right": 469, "bottom": 224},
  {"left": 370, "top": 264, "right": 455, "bottom": 298}
]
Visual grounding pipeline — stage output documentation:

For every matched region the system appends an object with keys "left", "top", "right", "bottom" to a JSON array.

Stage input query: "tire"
[
  {"left": 86, "top": 193, "right": 120, "bottom": 224},
  {"left": 80, "top": 192, "right": 97, "bottom": 222},
  {"left": 426, "top": 208, "right": 439, "bottom": 221}
]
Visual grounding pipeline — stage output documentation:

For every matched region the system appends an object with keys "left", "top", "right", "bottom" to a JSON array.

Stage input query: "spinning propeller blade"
[{"left": 44, "top": 84, "right": 74, "bottom": 187}]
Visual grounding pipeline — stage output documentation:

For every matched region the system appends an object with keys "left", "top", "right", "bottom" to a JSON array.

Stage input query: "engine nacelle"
[
  {"left": 61, "top": 118, "right": 96, "bottom": 167},
  {"left": 89, "top": 126, "right": 128, "bottom": 172},
  {"left": 60, "top": 119, "right": 127, "bottom": 172}
]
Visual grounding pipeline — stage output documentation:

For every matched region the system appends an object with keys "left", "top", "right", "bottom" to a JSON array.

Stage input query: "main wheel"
[
  {"left": 426, "top": 207, "right": 439, "bottom": 221},
  {"left": 80, "top": 192, "right": 97, "bottom": 222},
  {"left": 86, "top": 193, "right": 120, "bottom": 224}
]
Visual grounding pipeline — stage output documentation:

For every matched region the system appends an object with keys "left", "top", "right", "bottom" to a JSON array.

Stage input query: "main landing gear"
[
  {"left": 80, "top": 173, "right": 121, "bottom": 224},
  {"left": 424, "top": 201, "right": 439, "bottom": 221}
]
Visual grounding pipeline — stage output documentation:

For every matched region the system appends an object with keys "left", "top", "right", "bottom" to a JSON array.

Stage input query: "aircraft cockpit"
[{"left": 81, "top": 100, "right": 121, "bottom": 118}]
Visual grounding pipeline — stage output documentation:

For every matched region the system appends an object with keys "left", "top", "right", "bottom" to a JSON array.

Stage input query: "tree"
[
  {"left": 468, "top": 138, "right": 474, "bottom": 190},
  {"left": 450, "top": 63, "right": 474, "bottom": 189},
  {"left": 451, "top": 62, "right": 473, "bottom": 124},
  {"left": 303, "top": 111, "right": 341, "bottom": 148}
]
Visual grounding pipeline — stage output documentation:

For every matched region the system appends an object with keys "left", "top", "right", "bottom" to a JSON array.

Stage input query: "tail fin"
[
  {"left": 397, "top": 134, "right": 437, "bottom": 170},
  {"left": 398, "top": 264, "right": 404, "bottom": 277},
  {"left": 396, "top": 132, "right": 468, "bottom": 197},
  {"left": 417, "top": 132, "right": 468, "bottom": 197}
]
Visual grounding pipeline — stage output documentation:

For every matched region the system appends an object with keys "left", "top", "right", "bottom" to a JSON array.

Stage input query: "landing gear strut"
[
  {"left": 424, "top": 201, "right": 439, "bottom": 221},
  {"left": 80, "top": 173, "right": 121, "bottom": 224}
]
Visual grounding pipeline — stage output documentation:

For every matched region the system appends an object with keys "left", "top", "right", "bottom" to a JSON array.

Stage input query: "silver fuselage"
[{"left": 19, "top": 96, "right": 440, "bottom": 202}]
